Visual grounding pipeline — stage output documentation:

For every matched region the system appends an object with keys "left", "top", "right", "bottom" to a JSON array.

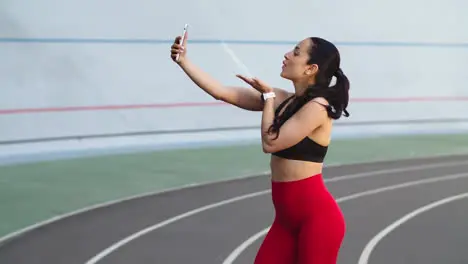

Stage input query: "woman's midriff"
[{"left": 269, "top": 155, "right": 324, "bottom": 182}]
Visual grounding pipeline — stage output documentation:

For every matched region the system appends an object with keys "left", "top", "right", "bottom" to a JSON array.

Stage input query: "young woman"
[{"left": 170, "top": 33, "right": 350, "bottom": 264}]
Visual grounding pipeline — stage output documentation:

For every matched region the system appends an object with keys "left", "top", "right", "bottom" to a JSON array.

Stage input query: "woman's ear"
[{"left": 305, "top": 64, "right": 319, "bottom": 76}]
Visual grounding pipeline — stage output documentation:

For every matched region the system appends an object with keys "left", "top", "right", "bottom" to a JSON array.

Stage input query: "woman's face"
[{"left": 280, "top": 38, "right": 318, "bottom": 82}]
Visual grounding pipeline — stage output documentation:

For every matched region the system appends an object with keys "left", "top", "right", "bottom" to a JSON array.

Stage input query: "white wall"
[{"left": 1, "top": 0, "right": 468, "bottom": 161}]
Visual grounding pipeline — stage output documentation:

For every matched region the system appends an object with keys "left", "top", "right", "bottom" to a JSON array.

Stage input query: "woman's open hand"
[{"left": 236, "top": 74, "right": 273, "bottom": 93}]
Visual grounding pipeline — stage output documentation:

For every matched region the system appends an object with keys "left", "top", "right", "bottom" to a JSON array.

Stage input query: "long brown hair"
[{"left": 268, "top": 37, "right": 350, "bottom": 139}]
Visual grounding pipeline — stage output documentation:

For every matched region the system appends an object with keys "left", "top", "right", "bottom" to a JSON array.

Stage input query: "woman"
[{"left": 170, "top": 33, "right": 350, "bottom": 264}]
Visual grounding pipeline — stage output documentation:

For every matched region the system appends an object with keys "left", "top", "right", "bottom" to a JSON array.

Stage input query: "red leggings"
[{"left": 254, "top": 174, "right": 346, "bottom": 264}]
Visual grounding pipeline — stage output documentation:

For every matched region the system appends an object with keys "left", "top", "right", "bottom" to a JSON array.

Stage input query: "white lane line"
[
  {"left": 84, "top": 161, "right": 468, "bottom": 264},
  {"left": 222, "top": 226, "right": 271, "bottom": 264},
  {"left": 0, "top": 171, "right": 269, "bottom": 246},
  {"left": 2, "top": 158, "right": 466, "bottom": 248},
  {"left": 84, "top": 190, "right": 270, "bottom": 264},
  {"left": 358, "top": 191, "right": 468, "bottom": 264},
  {"left": 324, "top": 159, "right": 468, "bottom": 183},
  {"left": 221, "top": 172, "right": 468, "bottom": 264}
]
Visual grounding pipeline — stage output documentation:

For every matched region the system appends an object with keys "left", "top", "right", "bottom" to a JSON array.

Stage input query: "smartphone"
[{"left": 176, "top": 24, "right": 189, "bottom": 62}]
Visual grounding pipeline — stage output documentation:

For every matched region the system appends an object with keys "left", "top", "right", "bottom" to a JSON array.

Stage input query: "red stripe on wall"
[
  {"left": 0, "top": 102, "right": 224, "bottom": 115},
  {"left": 0, "top": 96, "right": 467, "bottom": 115}
]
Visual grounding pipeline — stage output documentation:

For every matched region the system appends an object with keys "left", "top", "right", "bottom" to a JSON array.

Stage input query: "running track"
[{"left": 0, "top": 154, "right": 468, "bottom": 263}]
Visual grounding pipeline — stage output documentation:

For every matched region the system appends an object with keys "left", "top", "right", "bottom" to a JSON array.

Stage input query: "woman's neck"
[{"left": 293, "top": 79, "right": 315, "bottom": 96}]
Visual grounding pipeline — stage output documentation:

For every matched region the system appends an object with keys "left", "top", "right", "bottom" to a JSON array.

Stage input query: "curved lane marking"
[
  {"left": 358, "top": 192, "right": 468, "bottom": 264},
  {"left": 86, "top": 169, "right": 468, "bottom": 263},
  {"left": 221, "top": 172, "right": 468, "bottom": 264}
]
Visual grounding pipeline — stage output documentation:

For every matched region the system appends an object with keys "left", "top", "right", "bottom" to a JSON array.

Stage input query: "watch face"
[{"left": 263, "top": 92, "right": 275, "bottom": 100}]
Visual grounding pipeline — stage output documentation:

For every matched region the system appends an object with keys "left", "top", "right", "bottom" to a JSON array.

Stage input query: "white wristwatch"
[{"left": 262, "top": 92, "right": 276, "bottom": 101}]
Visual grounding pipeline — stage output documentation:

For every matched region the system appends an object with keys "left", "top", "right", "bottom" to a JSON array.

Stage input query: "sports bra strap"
[
  {"left": 310, "top": 100, "right": 331, "bottom": 111},
  {"left": 268, "top": 94, "right": 331, "bottom": 120}
]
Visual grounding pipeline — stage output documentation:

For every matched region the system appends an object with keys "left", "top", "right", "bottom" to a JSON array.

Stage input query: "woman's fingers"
[
  {"left": 236, "top": 74, "right": 254, "bottom": 84},
  {"left": 170, "top": 37, "right": 186, "bottom": 62}
]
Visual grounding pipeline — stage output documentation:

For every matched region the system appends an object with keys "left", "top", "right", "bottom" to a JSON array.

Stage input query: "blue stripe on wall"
[{"left": 1, "top": 37, "right": 468, "bottom": 48}]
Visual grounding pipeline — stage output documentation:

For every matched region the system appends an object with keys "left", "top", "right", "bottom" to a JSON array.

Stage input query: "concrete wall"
[{"left": 1, "top": 0, "right": 468, "bottom": 161}]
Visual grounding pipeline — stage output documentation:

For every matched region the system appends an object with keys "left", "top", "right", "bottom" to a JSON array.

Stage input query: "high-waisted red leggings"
[{"left": 254, "top": 174, "right": 346, "bottom": 264}]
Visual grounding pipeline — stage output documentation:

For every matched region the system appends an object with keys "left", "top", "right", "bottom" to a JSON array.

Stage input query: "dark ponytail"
[
  {"left": 327, "top": 67, "right": 350, "bottom": 119},
  {"left": 267, "top": 37, "right": 350, "bottom": 139}
]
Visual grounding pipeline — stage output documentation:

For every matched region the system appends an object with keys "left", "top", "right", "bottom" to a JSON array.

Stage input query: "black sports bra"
[
  {"left": 269, "top": 95, "right": 329, "bottom": 163},
  {"left": 272, "top": 136, "right": 328, "bottom": 162}
]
